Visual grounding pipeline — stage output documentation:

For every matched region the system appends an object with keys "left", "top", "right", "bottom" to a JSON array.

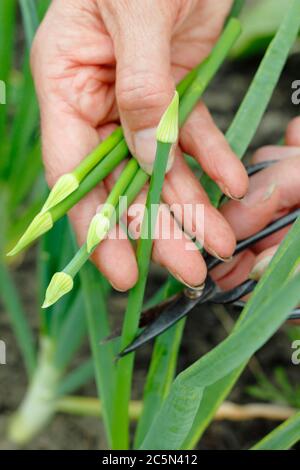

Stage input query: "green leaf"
[
  {"left": 18, "top": 0, "right": 39, "bottom": 48},
  {"left": 0, "top": 0, "right": 16, "bottom": 144},
  {"left": 53, "top": 294, "right": 86, "bottom": 371},
  {"left": 79, "top": 260, "right": 116, "bottom": 448},
  {"left": 134, "top": 319, "right": 185, "bottom": 448},
  {"left": 232, "top": 0, "right": 299, "bottom": 59},
  {"left": 7, "top": 59, "right": 39, "bottom": 185},
  {"left": 57, "top": 359, "right": 94, "bottom": 397},
  {"left": 0, "top": 263, "right": 36, "bottom": 377},
  {"left": 252, "top": 411, "right": 300, "bottom": 450},
  {"left": 111, "top": 140, "right": 173, "bottom": 450},
  {"left": 140, "top": 217, "right": 300, "bottom": 449}
]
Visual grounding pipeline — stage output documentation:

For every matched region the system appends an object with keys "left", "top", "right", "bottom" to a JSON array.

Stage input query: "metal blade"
[
  {"left": 210, "top": 279, "right": 256, "bottom": 304},
  {"left": 118, "top": 277, "right": 215, "bottom": 357}
]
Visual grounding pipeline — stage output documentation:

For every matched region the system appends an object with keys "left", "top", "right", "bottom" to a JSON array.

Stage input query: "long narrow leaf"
[
  {"left": 0, "top": 263, "right": 36, "bottom": 377},
  {"left": 252, "top": 411, "right": 300, "bottom": 450},
  {"left": 133, "top": 275, "right": 185, "bottom": 447},
  {"left": 57, "top": 359, "right": 94, "bottom": 397},
  {"left": 0, "top": 0, "right": 16, "bottom": 145},
  {"left": 134, "top": 318, "right": 185, "bottom": 448},
  {"left": 53, "top": 294, "right": 86, "bottom": 371},
  {"left": 141, "top": 214, "right": 300, "bottom": 449},
  {"left": 79, "top": 261, "right": 116, "bottom": 448},
  {"left": 18, "top": 0, "right": 39, "bottom": 48}
]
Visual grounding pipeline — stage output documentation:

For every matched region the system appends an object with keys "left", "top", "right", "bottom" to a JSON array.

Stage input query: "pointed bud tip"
[
  {"left": 6, "top": 211, "right": 53, "bottom": 257},
  {"left": 42, "top": 272, "right": 73, "bottom": 308},
  {"left": 41, "top": 173, "right": 79, "bottom": 213},
  {"left": 156, "top": 91, "right": 179, "bottom": 144},
  {"left": 41, "top": 301, "right": 51, "bottom": 309},
  {"left": 87, "top": 213, "right": 110, "bottom": 253}
]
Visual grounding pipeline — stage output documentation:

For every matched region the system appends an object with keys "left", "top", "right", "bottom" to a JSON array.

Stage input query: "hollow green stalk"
[
  {"left": 111, "top": 92, "right": 179, "bottom": 450},
  {"left": 178, "top": 17, "right": 241, "bottom": 126},
  {"left": 56, "top": 396, "right": 142, "bottom": 422}
]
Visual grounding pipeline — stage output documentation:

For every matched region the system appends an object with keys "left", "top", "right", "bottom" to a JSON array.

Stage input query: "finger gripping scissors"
[{"left": 117, "top": 160, "right": 300, "bottom": 357}]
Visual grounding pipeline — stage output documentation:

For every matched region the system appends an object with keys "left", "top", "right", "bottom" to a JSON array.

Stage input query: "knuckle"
[{"left": 117, "top": 70, "right": 172, "bottom": 113}]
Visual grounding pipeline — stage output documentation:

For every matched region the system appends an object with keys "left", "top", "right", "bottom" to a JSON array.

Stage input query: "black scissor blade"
[
  {"left": 118, "top": 279, "right": 215, "bottom": 357},
  {"left": 139, "top": 293, "right": 180, "bottom": 328},
  {"left": 118, "top": 294, "right": 201, "bottom": 357},
  {"left": 210, "top": 279, "right": 257, "bottom": 304}
]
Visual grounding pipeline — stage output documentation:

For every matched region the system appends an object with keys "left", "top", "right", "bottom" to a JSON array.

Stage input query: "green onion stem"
[
  {"left": 112, "top": 142, "right": 172, "bottom": 450},
  {"left": 105, "top": 158, "right": 139, "bottom": 209},
  {"left": 179, "top": 18, "right": 241, "bottom": 126},
  {"left": 72, "top": 127, "right": 124, "bottom": 182}
]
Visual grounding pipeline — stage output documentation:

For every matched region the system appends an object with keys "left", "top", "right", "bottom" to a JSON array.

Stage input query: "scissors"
[{"left": 117, "top": 160, "right": 300, "bottom": 357}]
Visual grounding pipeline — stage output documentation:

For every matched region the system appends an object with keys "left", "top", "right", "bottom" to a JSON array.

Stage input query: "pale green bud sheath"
[
  {"left": 42, "top": 272, "right": 74, "bottom": 309},
  {"left": 41, "top": 127, "right": 124, "bottom": 212},
  {"left": 8, "top": 140, "right": 129, "bottom": 257},
  {"left": 41, "top": 173, "right": 79, "bottom": 213},
  {"left": 87, "top": 212, "right": 111, "bottom": 253},
  {"left": 7, "top": 211, "right": 53, "bottom": 257},
  {"left": 87, "top": 158, "right": 139, "bottom": 253},
  {"left": 156, "top": 91, "right": 179, "bottom": 144}
]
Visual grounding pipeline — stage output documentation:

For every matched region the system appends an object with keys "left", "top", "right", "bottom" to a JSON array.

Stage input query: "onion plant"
[{"left": 1, "top": 0, "right": 300, "bottom": 451}]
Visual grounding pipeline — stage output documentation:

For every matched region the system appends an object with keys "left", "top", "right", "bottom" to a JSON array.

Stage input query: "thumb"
[{"left": 101, "top": 0, "right": 177, "bottom": 174}]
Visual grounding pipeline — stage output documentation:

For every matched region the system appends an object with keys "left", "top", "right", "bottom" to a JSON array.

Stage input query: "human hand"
[
  {"left": 31, "top": 0, "right": 248, "bottom": 291},
  {"left": 212, "top": 117, "right": 300, "bottom": 292}
]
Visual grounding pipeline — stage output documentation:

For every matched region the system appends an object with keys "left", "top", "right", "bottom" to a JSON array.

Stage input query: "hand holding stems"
[
  {"left": 211, "top": 118, "right": 300, "bottom": 300},
  {"left": 42, "top": 91, "right": 179, "bottom": 309},
  {"left": 29, "top": 0, "right": 248, "bottom": 292}
]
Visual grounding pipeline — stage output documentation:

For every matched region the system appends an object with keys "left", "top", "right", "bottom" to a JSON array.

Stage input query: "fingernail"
[
  {"left": 263, "top": 183, "right": 277, "bottom": 201},
  {"left": 249, "top": 255, "right": 273, "bottom": 280},
  {"left": 217, "top": 182, "right": 245, "bottom": 201},
  {"left": 242, "top": 183, "right": 277, "bottom": 208},
  {"left": 110, "top": 282, "right": 127, "bottom": 293},
  {"left": 170, "top": 270, "right": 205, "bottom": 290},
  {"left": 133, "top": 127, "right": 176, "bottom": 175},
  {"left": 133, "top": 127, "right": 157, "bottom": 174},
  {"left": 206, "top": 246, "right": 233, "bottom": 263},
  {"left": 165, "top": 144, "right": 176, "bottom": 173}
]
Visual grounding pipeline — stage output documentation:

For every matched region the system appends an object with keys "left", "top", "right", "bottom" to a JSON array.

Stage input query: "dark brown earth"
[{"left": 0, "top": 54, "right": 300, "bottom": 450}]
